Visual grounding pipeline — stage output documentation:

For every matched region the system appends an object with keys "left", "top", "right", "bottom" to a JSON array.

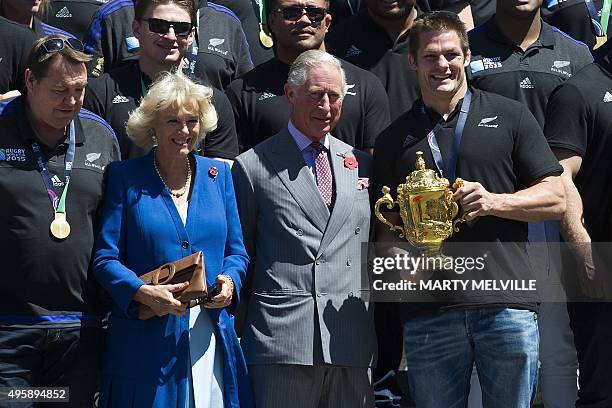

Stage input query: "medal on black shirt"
[
  {"left": 259, "top": 25, "right": 274, "bottom": 48},
  {"left": 50, "top": 212, "right": 71, "bottom": 239},
  {"left": 31, "top": 121, "right": 76, "bottom": 240},
  {"left": 257, "top": 0, "right": 274, "bottom": 48}
]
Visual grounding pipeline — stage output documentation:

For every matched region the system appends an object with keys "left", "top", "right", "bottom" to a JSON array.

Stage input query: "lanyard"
[
  {"left": 30, "top": 121, "right": 76, "bottom": 213},
  {"left": 422, "top": 90, "right": 472, "bottom": 183},
  {"left": 585, "top": 0, "right": 611, "bottom": 36}
]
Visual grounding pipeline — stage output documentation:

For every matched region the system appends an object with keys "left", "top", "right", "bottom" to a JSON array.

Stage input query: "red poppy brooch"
[
  {"left": 208, "top": 166, "right": 218, "bottom": 180},
  {"left": 343, "top": 156, "right": 358, "bottom": 170}
]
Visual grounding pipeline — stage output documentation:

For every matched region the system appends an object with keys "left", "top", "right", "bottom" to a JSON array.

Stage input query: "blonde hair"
[{"left": 127, "top": 70, "right": 218, "bottom": 149}]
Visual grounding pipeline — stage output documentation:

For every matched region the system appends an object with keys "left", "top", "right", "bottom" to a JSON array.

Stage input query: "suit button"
[
  {"left": 346, "top": 260, "right": 352, "bottom": 266},
  {"left": 296, "top": 229, "right": 303, "bottom": 236},
  {"left": 355, "top": 227, "right": 361, "bottom": 234},
  {"left": 315, "top": 260, "right": 321, "bottom": 265},
  {"left": 316, "top": 293, "right": 322, "bottom": 298},
  {"left": 181, "top": 241, "right": 189, "bottom": 249}
]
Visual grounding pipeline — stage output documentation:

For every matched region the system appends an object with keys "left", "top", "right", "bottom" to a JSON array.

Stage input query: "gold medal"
[
  {"left": 50, "top": 212, "right": 71, "bottom": 239},
  {"left": 595, "top": 35, "right": 608, "bottom": 50},
  {"left": 259, "top": 24, "right": 274, "bottom": 48}
]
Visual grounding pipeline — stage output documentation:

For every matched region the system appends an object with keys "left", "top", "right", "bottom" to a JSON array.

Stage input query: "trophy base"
[{"left": 413, "top": 243, "right": 453, "bottom": 273}]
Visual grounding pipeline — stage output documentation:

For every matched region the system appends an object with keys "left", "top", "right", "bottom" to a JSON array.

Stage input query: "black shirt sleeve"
[
  {"left": 230, "top": 20, "right": 254, "bottom": 78},
  {"left": 84, "top": 6, "right": 134, "bottom": 77},
  {"left": 513, "top": 105, "right": 564, "bottom": 187},
  {"left": 0, "top": 18, "right": 36, "bottom": 94},
  {"left": 543, "top": 80, "right": 588, "bottom": 157},
  {"left": 225, "top": 77, "right": 250, "bottom": 153},
  {"left": 361, "top": 72, "right": 390, "bottom": 148},
  {"left": 203, "top": 88, "right": 239, "bottom": 159},
  {"left": 83, "top": 75, "right": 111, "bottom": 118},
  {"left": 372, "top": 127, "right": 405, "bottom": 211}
]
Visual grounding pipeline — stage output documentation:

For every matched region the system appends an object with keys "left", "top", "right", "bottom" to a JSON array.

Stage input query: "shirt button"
[
  {"left": 296, "top": 229, "right": 304, "bottom": 236},
  {"left": 346, "top": 260, "right": 352, "bottom": 266},
  {"left": 355, "top": 227, "right": 360, "bottom": 234},
  {"left": 181, "top": 241, "right": 189, "bottom": 249}
]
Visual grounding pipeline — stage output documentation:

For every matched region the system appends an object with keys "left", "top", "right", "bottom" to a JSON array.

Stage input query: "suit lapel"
[
  {"left": 148, "top": 151, "right": 189, "bottom": 242},
  {"left": 317, "top": 138, "right": 357, "bottom": 257},
  {"left": 263, "top": 130, "right": 330, "bottom": 233}
]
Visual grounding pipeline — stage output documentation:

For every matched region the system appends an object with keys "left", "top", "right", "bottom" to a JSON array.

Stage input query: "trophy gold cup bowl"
[{"left": 374, "top": 151, "right": 466, "bottom": 255}]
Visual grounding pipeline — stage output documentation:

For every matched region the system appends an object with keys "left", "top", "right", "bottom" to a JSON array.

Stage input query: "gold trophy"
[{"left": 375, "top": 151, "right": 466, "bottom": 256}]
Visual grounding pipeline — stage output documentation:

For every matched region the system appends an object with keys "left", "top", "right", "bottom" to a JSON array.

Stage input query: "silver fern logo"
[{"left": 478, "top": 116, "right": 499, "bottom": 128}]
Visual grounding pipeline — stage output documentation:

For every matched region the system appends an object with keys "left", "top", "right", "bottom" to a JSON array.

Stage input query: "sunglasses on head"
[
  {"left": 274, "top": 5, "right": 327, "bottom": 22},
  {"left": 34, "top": 37, "right": 84, "bottom": 61},
  {"left": 143, "top": 18, "right": 193, "bottom": 36}
]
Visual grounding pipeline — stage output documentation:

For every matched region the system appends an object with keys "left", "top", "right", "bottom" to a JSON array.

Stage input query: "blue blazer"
[{"left": 93, "top": 152, "right": 253, "bottom": 408}]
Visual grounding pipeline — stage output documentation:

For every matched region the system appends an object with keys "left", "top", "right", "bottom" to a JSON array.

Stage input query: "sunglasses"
[
  {"left": 143, "top": 18, "right": 193, "bottom": 36},
  {"left": 274, "top": 6, "right": 327, "bottom": 22},
  {"left": 34, "top": 37, "right": 84, "bottom": 61}
]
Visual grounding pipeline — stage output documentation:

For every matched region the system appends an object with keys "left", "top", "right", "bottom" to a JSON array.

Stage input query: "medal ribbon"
[
  {"left": 585, "top": 0, "right": 611, "bottom": 37},
  {"left": 422, "top": 90, "right": 472, "bottom": 183},
  {"left": 31, "top": 121, "right": 76, "bottom": 214},
  {"left": 257, "top": 0, "right": 267, "bottom": 26}
]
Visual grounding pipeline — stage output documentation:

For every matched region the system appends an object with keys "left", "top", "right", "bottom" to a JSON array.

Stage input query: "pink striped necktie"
[{"left": 310, "top": 141, "right": 334, "bottom": 207}]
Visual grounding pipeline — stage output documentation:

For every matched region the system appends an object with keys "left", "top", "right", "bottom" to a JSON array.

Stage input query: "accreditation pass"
[{"left": 0, "top": 387, "right": 69, "bottom": 402}]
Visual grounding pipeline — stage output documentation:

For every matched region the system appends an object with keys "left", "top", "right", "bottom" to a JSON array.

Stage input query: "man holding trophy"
[{"left": 373, "top": 11, "right": 566, "bottom": 407}]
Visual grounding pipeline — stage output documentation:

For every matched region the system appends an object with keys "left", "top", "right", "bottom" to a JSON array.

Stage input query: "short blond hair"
[{"left": 127, "top": 70, "right": 218, "bottom": 149}]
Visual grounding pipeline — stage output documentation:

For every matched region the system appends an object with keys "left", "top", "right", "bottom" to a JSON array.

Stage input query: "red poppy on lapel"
[
  {"left": 208, "top": 166, "right": 218, "bottom": 180},
  {"left": 343, "top": 156, "right": 358, "bottom": 170}
]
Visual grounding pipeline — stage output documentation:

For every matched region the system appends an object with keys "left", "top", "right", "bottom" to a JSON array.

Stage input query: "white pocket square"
[{"left": 357, "top": 177, "right": 370, "bottom": 191}]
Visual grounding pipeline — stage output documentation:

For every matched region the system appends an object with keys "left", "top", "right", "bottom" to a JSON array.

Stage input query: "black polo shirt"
[
  {"left": 544, "top": 56, "right": 612, "bottom": 242},
  {"left": 213, "top": 0, "right": 274, "bottom": 67},
  {"left": 418, "top": 0, "right": 496, "bottom": 27},
  {"left": 468, "top": 17, "right": 593, "bottom": 128},
  {"left": 326, "top": 9, "right": 420, "bottom": 120},
  {"left": 0, "top": 16, "right": 36, "bottom": 94},
  {"left": 542, "top": 0, "right": 610, "bottom": 51},
  {"left": 83, "top": 0, "right": 253, "bottom": 89},
  {"left": 374, "top": 88, "right": 563, "bottom": 319},
  {"left": 225, "top": 57, "right": 390, "bottom": 152},
  {"left": 43, "top": 0, "right": 104, "bottom": 41},
  {"left": 83, "top": 60, "right": 238, "bottom": 160},
  {"left": 185, "top": 3, "right": 254, "bottom": 89},
  {"left": 0, "top": 97, "right": 120, "bottom": 328}
]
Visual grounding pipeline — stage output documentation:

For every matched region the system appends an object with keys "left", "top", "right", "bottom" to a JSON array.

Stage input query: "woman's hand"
[
  {"left": 204, "top": 275, "right": 234, "bottom": 309},
  {"left": 133, "top": 282, "right": 189, "bottom": 317}
]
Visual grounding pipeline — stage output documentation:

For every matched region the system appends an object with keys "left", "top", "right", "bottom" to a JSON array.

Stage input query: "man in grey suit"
[{"left": 232, "top": 49, "right": 376, "bottom": 408}]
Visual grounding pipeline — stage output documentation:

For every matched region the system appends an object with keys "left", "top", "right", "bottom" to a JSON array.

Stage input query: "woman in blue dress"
[{"left": 92, "top": 70, "right": 253, "bottom": 408}]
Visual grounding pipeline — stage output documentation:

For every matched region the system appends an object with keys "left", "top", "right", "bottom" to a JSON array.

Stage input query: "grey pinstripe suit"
[{"left": 232, "top": 128, "right": 376, "bottom": 406}]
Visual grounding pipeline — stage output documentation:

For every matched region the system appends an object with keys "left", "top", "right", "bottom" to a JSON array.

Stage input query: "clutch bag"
[{"left": 138, "top": 251, "right": 207, "bottom": 320}]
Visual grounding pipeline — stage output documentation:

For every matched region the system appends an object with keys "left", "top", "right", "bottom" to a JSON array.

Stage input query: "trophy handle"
[
  {"left": 374, "top": 187, "right": 406, "bottom": 239},
  {"left": 453, "top": 216, "right": 467, "bottom": 232},
  {"left": 450, "top": 178, "right": 466, "bottom": 233}
]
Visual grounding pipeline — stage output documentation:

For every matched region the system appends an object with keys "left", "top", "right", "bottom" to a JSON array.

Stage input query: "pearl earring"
[{"left": 150, "top": 130, "right": 158, "bottom": 147}]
